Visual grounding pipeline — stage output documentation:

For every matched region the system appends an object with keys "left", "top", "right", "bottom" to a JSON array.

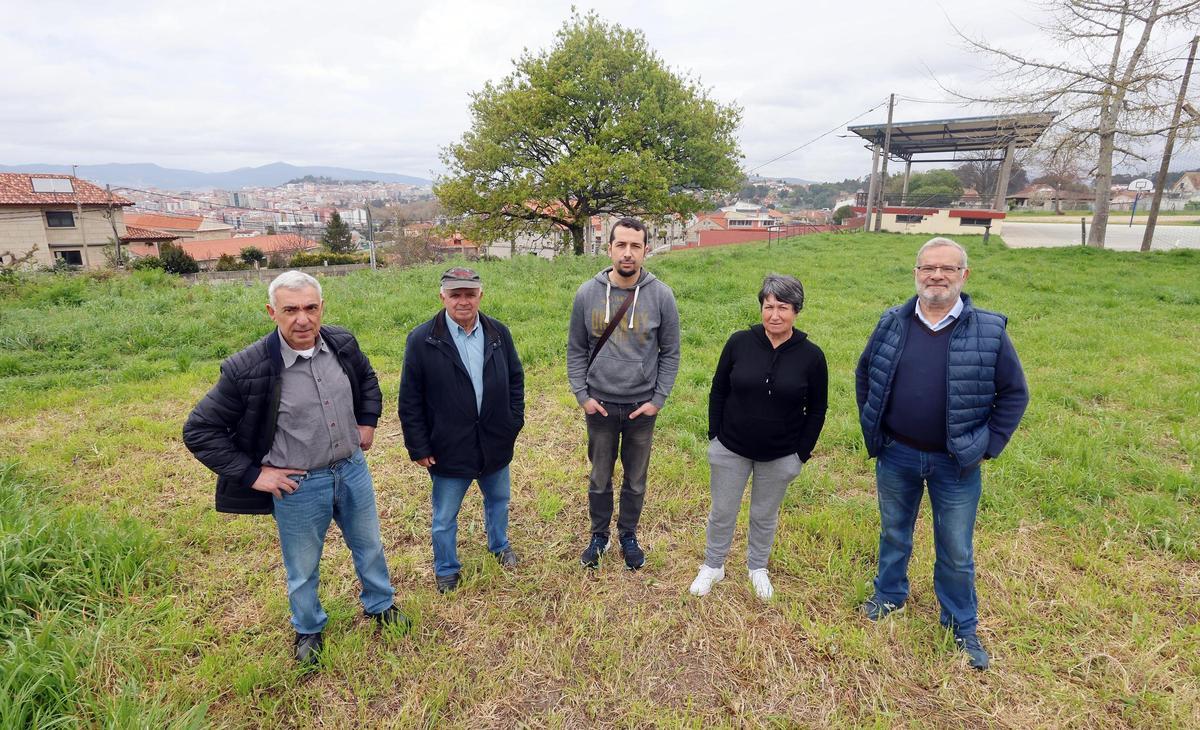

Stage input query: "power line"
[
  {"left": 895, "top": 94, "right": 957, "bottom": 105},
  {"left": 746, "top": 99, "right": 891, "bottom": 175}
]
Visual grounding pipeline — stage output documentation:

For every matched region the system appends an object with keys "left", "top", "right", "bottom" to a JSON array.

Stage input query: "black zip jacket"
[
  {"left": 398, "top": 311, "right": 524, "bottom": 478},
  {"left": 708, "top": 324, "right": 828, "bottom": 462},
  {"left": 182, "top": 325, "right": 382, "bottom": 515}
]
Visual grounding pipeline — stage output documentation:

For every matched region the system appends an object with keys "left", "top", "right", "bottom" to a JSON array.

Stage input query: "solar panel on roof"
[{"left": 31, "top": 178, "right": 75, "bottom": 194}]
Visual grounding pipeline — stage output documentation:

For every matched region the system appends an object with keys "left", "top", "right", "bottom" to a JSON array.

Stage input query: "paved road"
[{"left": 1002, "top": 221, "right": 1200, "bottom": 250}]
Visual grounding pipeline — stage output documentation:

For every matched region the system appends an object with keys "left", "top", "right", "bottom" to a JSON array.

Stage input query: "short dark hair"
[
  {"left": 609, "top": 217, "right": 648, "bottom": 245},
  {"left": 758, "top": 273, "right": 805, "bottom": 312}
]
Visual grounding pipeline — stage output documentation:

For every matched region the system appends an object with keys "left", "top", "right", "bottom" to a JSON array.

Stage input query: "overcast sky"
[{"left": 3, "top": 0, "right": 1196, "bottom": 182}]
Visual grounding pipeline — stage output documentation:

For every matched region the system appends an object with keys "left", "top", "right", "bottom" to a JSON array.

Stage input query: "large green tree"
[{"left": 436, "top": 12, "right": 743, "bottom": 255}]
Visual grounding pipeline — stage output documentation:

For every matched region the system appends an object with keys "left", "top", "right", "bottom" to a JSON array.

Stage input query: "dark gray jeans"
[
  {"left": 585, "top": 401, "right": 657, "bottom": 539},
  {"left": 704, "top": 438, "right": 803, "bottom": 571}
]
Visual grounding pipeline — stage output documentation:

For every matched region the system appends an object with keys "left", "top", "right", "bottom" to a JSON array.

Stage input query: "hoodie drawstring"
[{"left": 603, "top": 273, "right": 641, "bottom": 328}]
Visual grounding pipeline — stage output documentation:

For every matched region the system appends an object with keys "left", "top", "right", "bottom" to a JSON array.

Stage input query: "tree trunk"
[
  {"left": 1088, "top": 7, "right": 1127, "bottom": 247},
  {"left": 1088, "top": 0, "right": 1161, "bottom": 248},
  {"left": 1088, "top": 127, "right": 1117, "bottom": 247},
  {"left": 570, "top": 223, "right": 586, "bottom": 255}
]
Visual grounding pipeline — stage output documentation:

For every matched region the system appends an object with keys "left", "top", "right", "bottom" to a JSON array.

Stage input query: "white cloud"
[{"left": 1, "top": 0, "right": 1195, "bottom": 179}]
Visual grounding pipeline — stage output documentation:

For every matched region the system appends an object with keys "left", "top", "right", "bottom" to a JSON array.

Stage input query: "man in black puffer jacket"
[{"left": 183, "top": 271, "right": 406, "bottom": 668}]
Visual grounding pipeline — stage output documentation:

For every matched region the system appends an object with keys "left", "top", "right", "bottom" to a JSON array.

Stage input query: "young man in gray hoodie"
[{"left": 567, "top": 217, "right": 681, "bottom": 570}]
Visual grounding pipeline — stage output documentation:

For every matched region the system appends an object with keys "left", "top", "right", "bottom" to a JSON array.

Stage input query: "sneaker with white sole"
[
  {"left": 748, "top": 568, "right": 774, "bottom": 601},
  {"left": 861, "top": 595, "right": 905, "bottom": 621},
  {"left": 688, "top": 564, "right": 725, "bottom": 596}
]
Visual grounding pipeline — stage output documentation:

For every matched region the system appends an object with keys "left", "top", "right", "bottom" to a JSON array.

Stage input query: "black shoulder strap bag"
[{"left": 587, "top": 291, "right": 635, "bottom": 369}]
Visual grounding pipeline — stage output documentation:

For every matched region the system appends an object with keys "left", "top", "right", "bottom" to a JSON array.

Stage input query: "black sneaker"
[
  {"left": 619, "top": 534, "right": 645, "bottom": 570},
  {"left": 579, "top": 535, "right": 609, "bottom": 568},
  {"left": 367, "top": 605, "right": 412, "bottom": 632},
  {"left": 860, "top": 596, "right": 905, "bottom": 621},
  {"left": 955, "top": 633, "right": 990, "bottom": 670},
  {"left": 293, "top": 631, "right": 323, "bottom": 667}
]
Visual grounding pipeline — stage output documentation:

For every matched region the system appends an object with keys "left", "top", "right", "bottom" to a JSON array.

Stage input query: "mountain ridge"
[{"left": 0, "top": 161, "right": 431, "bottom": 190}]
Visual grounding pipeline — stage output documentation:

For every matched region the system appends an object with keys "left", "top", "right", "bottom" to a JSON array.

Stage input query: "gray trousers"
[{"left": 704, "top": 438, "right": 803, "bottom": 571}]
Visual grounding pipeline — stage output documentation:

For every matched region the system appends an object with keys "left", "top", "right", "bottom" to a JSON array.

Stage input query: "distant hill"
[{"left": 0, "top": 162, "right": 431, "bottom": 190}]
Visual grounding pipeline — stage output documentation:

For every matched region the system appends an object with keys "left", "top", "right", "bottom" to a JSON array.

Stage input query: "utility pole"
[
  {"left": 1141, "top": 34, "right": 1198, "bottom": 253},
  {"left": 863, "top": 144, "right": 881, "bottom": 232},
  {"left": 365, "top": 205, "right": 376, "bottom": 270},
  {"left": 106, "top": 184, "right": 123, "bottom": 268},
  {"left": 873, "top": 93, "right": 895, "bottom": 232},
  {"left": 72, "top": 164, "right": 91, "bottom": 269}
]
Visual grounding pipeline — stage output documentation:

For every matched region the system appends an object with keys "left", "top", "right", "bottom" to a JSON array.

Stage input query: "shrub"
[
  {"left": 29, "top": 279, "right": 88, "bottom": 307},
  {"left": 130, "top": 256, "right": 163, "bottom": 271},
  {"left": 214, "top": 254, "right": 249, "bottom": 272},
  {"left": 158, "top": 243, "right": 199, "bottom": 275},
  {"left": 289, "top": 251, "right": 367, "bottom": 267},
  {"left": 239, "top": 246, "right": 266, "bottom": 265}
]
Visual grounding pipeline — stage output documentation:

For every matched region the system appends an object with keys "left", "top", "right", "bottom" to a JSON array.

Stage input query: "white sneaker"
[
  {"left": 748, "top": 568, "right": 774, "bottom": 601},
  {"left": 688, "top": 564, "right": 725, "bottom": 596}
]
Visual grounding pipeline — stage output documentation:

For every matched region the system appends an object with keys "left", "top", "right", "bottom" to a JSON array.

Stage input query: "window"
[
  {"left": 54, "top": 250, "right": 83, "bottom": 266},
  {"left": 959, "top": 218, "right": 992, "bottom": 226},
  {"left": 31, "top": 178, "right": 74, "bottom": 194},
  {"left": 45, "top": 211, "right": 75, "bottom": 227},
  {"left": 728, "top": 219, "right": 753, "bottom": 227},
  {"left": 895, "top": 214, "right": 924, "bottom": 223}
]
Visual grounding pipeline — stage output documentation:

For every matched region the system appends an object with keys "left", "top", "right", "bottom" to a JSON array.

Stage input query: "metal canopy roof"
[{"left": 847, "top": 112, "right": 1056, "bottom": 157}]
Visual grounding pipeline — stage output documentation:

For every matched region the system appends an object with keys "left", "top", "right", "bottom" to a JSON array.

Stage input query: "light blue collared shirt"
[
  {"left": 916, "top": 296, "right": 963, "bottom": 332},
  {"left": 446, "top": 310, "right": 484, "bottom": 413}
]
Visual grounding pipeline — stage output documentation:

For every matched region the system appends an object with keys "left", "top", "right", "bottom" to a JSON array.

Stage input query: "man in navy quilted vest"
[
  {"left": 183, "top": 271, "right": 407, "bottom": 669},
  {"left": 855, "top": 237, "right": 1028, "bottom": 671}
]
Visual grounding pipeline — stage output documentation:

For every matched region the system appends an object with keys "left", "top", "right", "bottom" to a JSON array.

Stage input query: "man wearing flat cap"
[{"left": 399, "top": 267, "right": 525, "bottom": 593}]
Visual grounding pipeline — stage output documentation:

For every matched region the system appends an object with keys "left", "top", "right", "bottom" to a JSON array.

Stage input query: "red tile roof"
[
  {"left": 174, "top": 234, "right": 319, "bottom": 262},
  {"left": 0, "top": 173, "right": 133, "bottom": 207},
  {"left": 125, "top": 212, "right": 207, "bottom": 231},
  {"left": 121, "top": 225, "right": 179, "bottom": 242},
  {"left": 440, "top": 232, "right": 477, "bottom": 248}
]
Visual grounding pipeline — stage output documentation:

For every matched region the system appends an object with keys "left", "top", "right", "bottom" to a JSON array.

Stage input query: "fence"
[{"left": 683, "top": 220, "right": 865, "bottom": 249}]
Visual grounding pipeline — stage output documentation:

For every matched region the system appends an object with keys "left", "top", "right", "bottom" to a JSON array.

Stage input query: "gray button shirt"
[{"left": 263, "top": 332, "right": 360, "bottom": 470}]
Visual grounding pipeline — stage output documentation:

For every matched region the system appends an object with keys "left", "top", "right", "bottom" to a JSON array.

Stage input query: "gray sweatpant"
[{"left": 704, "top": 438, "right": 803, "bottom": 571}]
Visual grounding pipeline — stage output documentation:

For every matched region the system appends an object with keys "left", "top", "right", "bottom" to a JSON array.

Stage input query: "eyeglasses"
[{"left": 914, "top": 265, "right": 964, "bottom": 275}]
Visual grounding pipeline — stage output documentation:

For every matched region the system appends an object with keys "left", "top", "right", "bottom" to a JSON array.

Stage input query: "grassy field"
[{"left": 1, "top": 233, "right": 1198, "bottom": 727}]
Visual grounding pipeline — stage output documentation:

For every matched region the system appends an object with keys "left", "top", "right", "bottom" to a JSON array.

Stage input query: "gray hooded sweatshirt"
[{"left": 567, "top": 266, "right": 681, "bottom": 408}]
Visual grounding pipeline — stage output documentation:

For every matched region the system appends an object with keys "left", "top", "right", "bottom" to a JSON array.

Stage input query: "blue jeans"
[
  {"left": 272, "top": 450, "right": 394, "bottom": 634},
  {"left": 873, "top": 438, "right": 982, "bottom": 635},
  {"left": 585, "top": 401, "right": 657, "bottom": 539},
  {"left": 430, "top": 465, "right": 511, "bottom": 577}
]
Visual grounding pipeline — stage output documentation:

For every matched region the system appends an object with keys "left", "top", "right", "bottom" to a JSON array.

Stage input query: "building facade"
[{"left": 0, "top": 174, "right": 133, "bottom": 269}]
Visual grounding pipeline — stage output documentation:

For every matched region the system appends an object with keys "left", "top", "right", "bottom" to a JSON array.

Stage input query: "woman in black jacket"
[{"left": 689, "top": 274, "right": 828, "bottom": 600}]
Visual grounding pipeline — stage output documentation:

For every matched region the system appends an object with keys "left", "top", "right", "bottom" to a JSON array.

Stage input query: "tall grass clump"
[{"left": 0, "top": 462, "right": 203, "bottom": 727}]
